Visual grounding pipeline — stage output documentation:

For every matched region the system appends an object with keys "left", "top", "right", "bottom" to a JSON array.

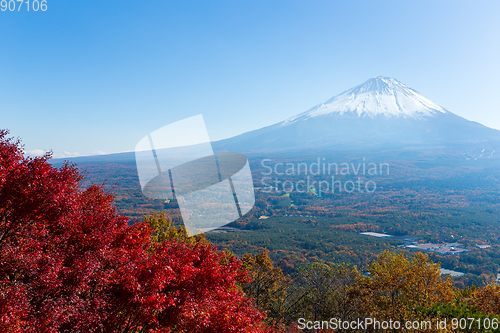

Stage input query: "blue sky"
[{"left": 1, "top": 0, "right": 499, "bottom": 158}]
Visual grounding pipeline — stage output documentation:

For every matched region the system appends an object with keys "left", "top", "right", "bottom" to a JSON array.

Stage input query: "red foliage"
[{"left": 0, "top": 130, "right": 274, "bottom": 333}]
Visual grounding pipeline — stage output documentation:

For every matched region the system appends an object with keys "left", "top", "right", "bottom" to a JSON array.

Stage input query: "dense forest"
[{"left": 58, "top": 148, "right": 500, "bottom": 288}]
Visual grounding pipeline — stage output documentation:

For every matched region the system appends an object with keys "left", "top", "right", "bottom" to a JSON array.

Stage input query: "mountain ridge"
[
  {"left": 50, "top": 77, "right": 500, "bottom": 162},
  {"left": 213, "top": 77, "right": 500, "bottom": 153}
]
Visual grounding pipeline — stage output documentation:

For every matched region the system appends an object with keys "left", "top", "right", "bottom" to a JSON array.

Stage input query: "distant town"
[
  {"left": 360, "top": 232, "right": 495, "bottom": 277},
  {"left": 360, "top": 231, "right": 491, "bottom": 256}
]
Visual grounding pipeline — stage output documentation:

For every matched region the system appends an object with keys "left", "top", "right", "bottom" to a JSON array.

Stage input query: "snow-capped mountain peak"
[
  {"left": 214, "top": 76, "right": 500, "bottom": 153},
  {"left": 282, "top": 77, "right": 448, "bottom": 125}
]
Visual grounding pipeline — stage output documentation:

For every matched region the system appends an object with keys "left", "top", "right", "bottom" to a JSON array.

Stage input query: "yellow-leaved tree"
[
  {"left": 358, "top": 250, "right": 454, "bottom": 332},
  {"left": 145, "top": 212, "right": 208, "bottom": 246},
  {"left": 241, "top": 249, "right": 291, "bottom": 324}
]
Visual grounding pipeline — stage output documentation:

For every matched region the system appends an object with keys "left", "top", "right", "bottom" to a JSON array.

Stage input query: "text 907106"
[{"left": 1, "top": 0, "right": 47, "bottom": 11}]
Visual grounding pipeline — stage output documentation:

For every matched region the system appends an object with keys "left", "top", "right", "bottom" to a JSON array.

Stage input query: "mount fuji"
[{"left": 214, "top": 77, "right": 500, "bottom": 153}]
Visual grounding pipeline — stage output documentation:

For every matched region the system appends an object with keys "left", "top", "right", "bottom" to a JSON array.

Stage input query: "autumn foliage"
[
  {"left": 5, "top": 129, "right": 500, "bottom": 333},
  {"left": 0, "top": 130, "right": 272, "bottom": 332}
]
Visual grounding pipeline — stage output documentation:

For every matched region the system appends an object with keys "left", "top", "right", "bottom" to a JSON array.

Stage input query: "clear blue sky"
[{"left": 1, "top": 0, "right": 499, "bottom": 158}]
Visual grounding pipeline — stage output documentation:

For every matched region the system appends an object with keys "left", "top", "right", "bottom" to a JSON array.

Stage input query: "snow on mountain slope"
[
  {"left": 283, "top": 77, "right": 448, "bottom": 125},
  {"left": 213, "top": 76, "right": 500, "bottom": 153}
]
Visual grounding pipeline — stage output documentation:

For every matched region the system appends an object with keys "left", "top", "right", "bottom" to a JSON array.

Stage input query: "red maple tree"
[{"left": 0, "top": 129, "right": 275, "bottom": 333}]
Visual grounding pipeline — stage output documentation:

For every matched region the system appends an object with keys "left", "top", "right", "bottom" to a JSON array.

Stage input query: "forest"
[
  {"left": 4, "top": 129, "right": 500, "bottom": 332},
  {"left": 57, "top": 148, "right": 500, "bottom": 288}
]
